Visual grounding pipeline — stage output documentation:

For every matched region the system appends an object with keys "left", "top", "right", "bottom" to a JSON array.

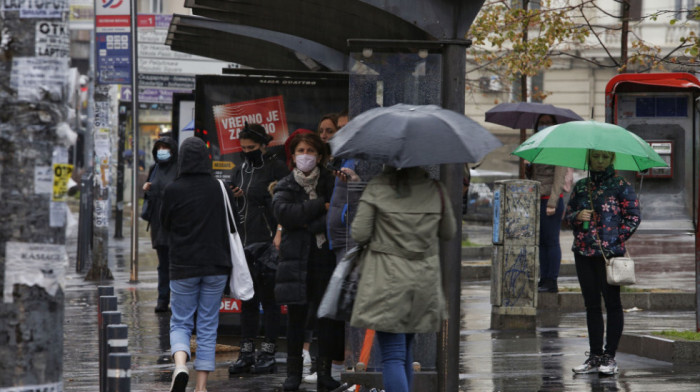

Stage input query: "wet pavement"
[{"left": 62, "top": 214, "right": 700, "bottom": 391}]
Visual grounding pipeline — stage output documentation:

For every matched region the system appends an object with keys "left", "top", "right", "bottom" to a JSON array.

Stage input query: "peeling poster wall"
[{"left": 3, "top": 242, "right": 67, "bottom": 304}]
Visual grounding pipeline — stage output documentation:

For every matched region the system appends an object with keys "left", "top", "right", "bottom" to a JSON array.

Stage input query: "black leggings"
[
  {"left": 574, "top": 253, "right": 623, "bottom": 357},
  {"left": 240, "top": 266, "right": 280, "bottom": 342}
]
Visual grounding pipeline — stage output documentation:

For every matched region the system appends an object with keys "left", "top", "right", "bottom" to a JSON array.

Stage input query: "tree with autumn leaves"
[{"left": 467, "top": 0, "right": 699, "bottom": 101}]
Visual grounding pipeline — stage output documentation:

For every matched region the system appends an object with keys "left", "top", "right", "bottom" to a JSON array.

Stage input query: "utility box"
[{"left": 491, "top": 180, "right": 539, "bottom": 330}]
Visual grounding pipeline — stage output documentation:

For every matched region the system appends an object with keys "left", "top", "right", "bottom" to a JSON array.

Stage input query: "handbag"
[
  {"left": 605, "top": 254, "right": 636, "bottom": 286},
  {"left": 317, "top": 244, "right": 364, "bottom": 321},
  {"left": 218, "top": 180, "right": 255, "bottom": 301},
  {"left": 140, "top": 165, "right": 158, "bottom": 221}
]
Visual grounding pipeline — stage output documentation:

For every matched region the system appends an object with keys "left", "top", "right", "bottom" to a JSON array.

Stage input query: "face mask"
[
  {"left": 295, "top": 154, "right": 317, "bottom": 172},
  {"left": 156, "top": 149, "right": 171, "bottom": 161},
  {"left": 536, "top": 124, "right": 551, "bottom": 132},
  {"left": 241, "top": 149, "right": 263, "bottom": 164}
]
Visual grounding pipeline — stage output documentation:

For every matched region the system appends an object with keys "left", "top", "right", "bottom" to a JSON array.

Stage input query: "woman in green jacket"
[{"left": 350, "top": 166, "right": 456, "bottom": 392}]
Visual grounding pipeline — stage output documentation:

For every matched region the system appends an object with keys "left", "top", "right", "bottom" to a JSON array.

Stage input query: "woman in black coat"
[
  {"left": 227, "top": 124, "right": 289, "bottom": 375},
  {"left": 272, "top": 132, "right": 343, "bottom": 392},
  {"left": 143, "top": 136, "right": 178, "bottom": 312}
]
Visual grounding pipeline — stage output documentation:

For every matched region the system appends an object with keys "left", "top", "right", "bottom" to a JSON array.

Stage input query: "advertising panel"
[{"left": 195, "top": 73, "right": 349, "bottom": 182}]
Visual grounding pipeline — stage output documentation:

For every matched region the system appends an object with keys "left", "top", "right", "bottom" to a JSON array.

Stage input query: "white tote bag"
[{"left": 218, "top": 180, "right": 255, "bottom": 301}]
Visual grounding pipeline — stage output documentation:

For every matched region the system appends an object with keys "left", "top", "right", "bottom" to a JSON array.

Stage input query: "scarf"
[{"left": 293, "top": 167, "right": 326, "bottom": 248}]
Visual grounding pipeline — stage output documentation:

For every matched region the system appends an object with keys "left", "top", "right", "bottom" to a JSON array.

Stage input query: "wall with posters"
[{"left": 195, "top": 73, "right": 349, "bottom": 181}]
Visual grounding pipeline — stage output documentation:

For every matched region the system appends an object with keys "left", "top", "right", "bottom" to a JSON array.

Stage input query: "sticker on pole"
[
  {"left": 212, "top": 96, "right": 288, "bottom": 155},
  {"left": 3, "top": 242, "right": 67, "bottom": 304},
  {"left": 52, "top": 163, "right": 73, "bottom": 201}
]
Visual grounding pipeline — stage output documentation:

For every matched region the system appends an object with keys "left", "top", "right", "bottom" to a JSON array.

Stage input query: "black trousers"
[
  {"left": 574, "top": 253, "right": 624, "bottom": 357},
  {"left": 240, "top": 266, "right": 281, "bottom": 342}
]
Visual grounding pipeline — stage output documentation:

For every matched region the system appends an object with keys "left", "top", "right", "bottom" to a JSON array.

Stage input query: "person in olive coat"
[
  {"left": 272, "top": 132, "right": 342, "bottom": 392},
  {"left": 350, "top": 166, "right": 456, "bottom": 392}
]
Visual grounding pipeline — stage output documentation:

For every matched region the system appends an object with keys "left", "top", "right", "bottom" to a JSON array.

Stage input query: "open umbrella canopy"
[
  {"left": 330, "top": 104, "right": 502, "bottom": 168},
  {"left": 512, "top": 121, "right": 668, "bottom": 172},
  {"left": 485, "top": 102, "right": 584, "bottom": 129}
]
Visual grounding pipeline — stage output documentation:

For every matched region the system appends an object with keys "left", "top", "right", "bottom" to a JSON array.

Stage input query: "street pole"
[
  {"left": 0, "top": 6, "right": 71, "bottom": 389},
  {"left": 438, "top": 41, "right": 468, "bottom": 392},
  {"left": 130, "top": 0, "right": 140, "bottom": 282}
]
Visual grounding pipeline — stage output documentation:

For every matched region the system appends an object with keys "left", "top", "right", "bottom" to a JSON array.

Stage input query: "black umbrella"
[
  {"left": 485, "top": 102, "right": 583, "bottom": 129},
  {"left": 329, "top": 104, "right": 502, "bottom": 168}
]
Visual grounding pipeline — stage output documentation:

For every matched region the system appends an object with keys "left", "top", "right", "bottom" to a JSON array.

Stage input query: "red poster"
[{"left": 212, "top": 96, "right": 288, "bottom": 155}]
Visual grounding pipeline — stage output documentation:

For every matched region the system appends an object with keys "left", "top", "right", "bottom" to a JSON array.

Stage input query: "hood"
[
  {"left": 177, "top": 137, "right": 212, "bottom": 176},
  {"left": 151, "top": 136, "right": 178, "bottom": 163}
]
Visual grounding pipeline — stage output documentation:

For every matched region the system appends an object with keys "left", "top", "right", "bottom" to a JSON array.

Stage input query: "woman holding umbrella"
[
  {"left": 565, "top": 149, "right": 640, "bottom": 375},
  {"left": 527, "top": 114, "right": 568, "bottom": 293}
]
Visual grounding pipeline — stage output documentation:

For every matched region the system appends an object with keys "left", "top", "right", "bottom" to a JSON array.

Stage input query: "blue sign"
[
  {"left": 492, "top": 189, "right": 501, "bottom": 244},
  {"left": 96, "top": 32, "right": 132, "bottom": 85}
]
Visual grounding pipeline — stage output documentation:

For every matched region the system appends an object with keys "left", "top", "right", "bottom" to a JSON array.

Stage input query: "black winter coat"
[
  {"left": 160, "top": 137, "right": 236, "bottom": 280},
  {"left": 146, "top": 136, "right": 178, "bottom": 248},
  {"left": 230, "top": 151, "right": 288, "bottom": 246},
  {"left": 272, "top": 168, "right": 335, "bottom": 305}
]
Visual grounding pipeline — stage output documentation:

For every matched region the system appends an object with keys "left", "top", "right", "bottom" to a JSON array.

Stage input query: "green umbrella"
[{"left": 512, "top": 120, "right": 668, "bottom": 171}]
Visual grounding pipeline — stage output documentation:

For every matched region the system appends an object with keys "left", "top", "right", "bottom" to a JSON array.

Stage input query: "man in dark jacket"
[
  {"left": 143, "top": 136, "right": 178, "bottom": 312},
  {"left": 160, "top": 137, "right": 235, "bottom": 392}
]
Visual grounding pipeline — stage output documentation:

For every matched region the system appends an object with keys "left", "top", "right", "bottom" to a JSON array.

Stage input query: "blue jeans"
[
  {"left": 376, "top": 331, "right": 415, "bottom": 392},
  {"left": 170, "top": 275, "right": 228, "bottom": 371},
  {"left": 539, "top": 198, "right": 564, "bottom": 281}
]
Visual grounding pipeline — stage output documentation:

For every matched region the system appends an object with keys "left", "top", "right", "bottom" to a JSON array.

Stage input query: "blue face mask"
[
  {"left": 536, "top": 125, "right": 551, "bottom": 132},
  {"left": 157, "top": 149, "right": 171, "bottom": 161}
]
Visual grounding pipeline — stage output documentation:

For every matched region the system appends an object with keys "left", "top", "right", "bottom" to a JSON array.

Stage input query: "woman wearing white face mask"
[
  {"left": 271, "top": 132, "right": 343, "bottom": 392},
  {"left": 527, "top": 114, "right": 568, "bottom": 293},
  {"left": 142, "top": 136, "right": 178, "bottom": 312}
]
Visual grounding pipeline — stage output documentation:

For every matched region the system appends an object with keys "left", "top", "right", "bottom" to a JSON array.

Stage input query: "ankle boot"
[
  {"left": 251, "top": 341, "right": 277, "bottom": 374},
  {"left": 282, "top": 356, "right": 303, "bottom": 391},
  {"left": 317, "top": 357, "right": 341, "bottom": 392},
  {"left": 228, "top": 339, "right": 255, "bottom": 374}
]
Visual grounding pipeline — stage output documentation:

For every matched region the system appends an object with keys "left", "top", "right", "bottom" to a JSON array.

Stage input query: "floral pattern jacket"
[{"left": 565, "top": 166, "right": 640, "bottom": 257}]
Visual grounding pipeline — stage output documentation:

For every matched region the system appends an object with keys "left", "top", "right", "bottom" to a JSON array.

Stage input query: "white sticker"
[
  {"left": 49, "top": 201, "right": 66, "bottom": 228},
  {"left": 3, "top": 242, "right": 67, "bottom": 304},
  {"left": 34, "top": 166, "right": 53, "bottom": 194},
  {"left": 35, "top": 21, "right": 70, "bottom": 57},
  {"left": 10, "top": 57, "right": 69, "bottom": 100},
  {"left": 94, "top": 200, "right": 109, "bottom": 228}
]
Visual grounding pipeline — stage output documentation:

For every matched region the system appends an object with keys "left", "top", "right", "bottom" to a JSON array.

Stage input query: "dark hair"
[
  {"left": 317, "top": 113, "right": 338, "bottom": 133},
  {"left": 534, "top": 114, "right": 558, "bottom": 131},
  {"left": 239, "top": 122, "right": 272, "bottom": 145},
  {"left": 289, "top": 132, "right": 326, "bottom": 169}
]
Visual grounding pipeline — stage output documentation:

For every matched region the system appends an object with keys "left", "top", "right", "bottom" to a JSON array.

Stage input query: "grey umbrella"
[
  {"left": 485, "top": 102, "right": 583, "bottom": 129},
  {"left": 329, "top": 104, "right": 502, "bottom": 168}
]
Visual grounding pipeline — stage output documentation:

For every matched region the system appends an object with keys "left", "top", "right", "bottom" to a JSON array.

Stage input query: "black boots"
[
  {"left": 251, "top": 341, "right": 276, "bottom": 374},
  {"left": 317, "top": 357, "right": 341, "bottom": 392},
  {"left": 538, "top": 278, "right": 559, "bottom": 293},
  {"left": 228, "top": 339, "right": 255, "bottom": 374},
  {"left": 283, "top": 356, "right": 303, "bottom": 391}
]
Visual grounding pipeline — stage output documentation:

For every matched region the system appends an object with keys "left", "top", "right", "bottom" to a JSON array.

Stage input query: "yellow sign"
[
  {"left": 52, "top": 163, "right": 74, "bottom": 201},
  {"left": 213, "top": 161, "right": 235, "bottom": 170}
]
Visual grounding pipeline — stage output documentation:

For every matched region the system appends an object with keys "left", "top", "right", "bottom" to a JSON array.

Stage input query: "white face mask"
[{"left": 295, "top": 154, "right": 317, "bottom": 172}]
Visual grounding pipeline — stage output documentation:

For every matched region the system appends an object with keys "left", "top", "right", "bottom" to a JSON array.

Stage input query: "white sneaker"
[
  {"left": 598, "top": 354, "right": 619, "bottom": 375},
  {"left": 302, "top": 349, "right": 312, "bottom": 367},
  {"left": 572, "top": 352, "right": 600, "bottom": 374},
  {"left": 331, "top": 363, "right": 344, "bottom": 380},
  {"left": 303, "top": 371, "right": 317, "bottom": 383},
  {"left": 170, "top": 365, "right": 189, "bottom": 392}
]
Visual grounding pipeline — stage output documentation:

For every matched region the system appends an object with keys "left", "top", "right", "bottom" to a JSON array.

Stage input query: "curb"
[
  {"left": 537, "top": 292, "right": 695, "bottom": 311},
  {"left": 619, "top": 333, "right": 700, "bottom": 364}
]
